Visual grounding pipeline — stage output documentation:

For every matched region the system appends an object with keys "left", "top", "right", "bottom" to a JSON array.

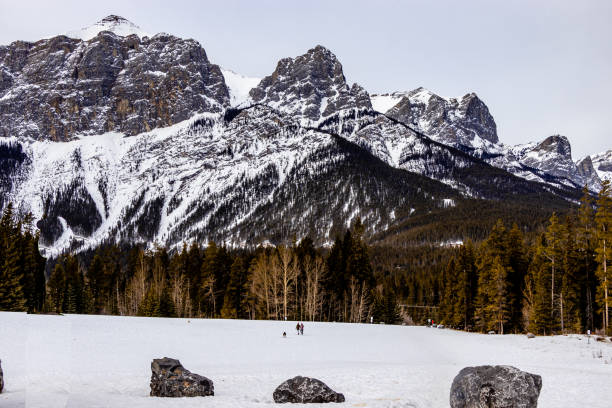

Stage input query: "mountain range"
[{"left": 0, "top": 16, "right": 609, "bottom": 256}]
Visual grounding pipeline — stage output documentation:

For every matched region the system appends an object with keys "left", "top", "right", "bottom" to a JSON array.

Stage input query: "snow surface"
[
  {"left": 1, "top": 313, "right": 611, "bottom": 408},
  {"left": 65, "top": 16, "right": 150, "bottom": 41},
  {"left": 370, "top": 93, "right": 405, "bottom": 114},
  {"left": 221, "top": 69, "right": 261, "bottom": 107}
]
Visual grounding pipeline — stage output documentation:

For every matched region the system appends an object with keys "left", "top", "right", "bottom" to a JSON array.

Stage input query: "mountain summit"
[
  {"left": 249, "top": 45, "right": 371, "bottom": 123},
  {"left": 65, "top": 15, "right": 150, "bottom": 41}
]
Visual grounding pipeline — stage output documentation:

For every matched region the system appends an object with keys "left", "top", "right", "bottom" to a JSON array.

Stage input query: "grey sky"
[{"left": 1, "top": 0, "right": 610, "bottom": 158}]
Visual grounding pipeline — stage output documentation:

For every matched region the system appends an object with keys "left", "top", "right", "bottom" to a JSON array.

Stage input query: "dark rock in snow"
[
  {"left": 273, "top": 376, "right": 345, "bottom": 403},
  {"left": 526, "top": 333, "right": 536, "bottom": 339},
  {"left": 450, "top": 365, "right": 542, "bottom": 408},
  {"left": 0, "top": 359, "right": 3, "bottom": 393},
  {"left": 150, "top": 357, "right": 214, "bottom": 397}
]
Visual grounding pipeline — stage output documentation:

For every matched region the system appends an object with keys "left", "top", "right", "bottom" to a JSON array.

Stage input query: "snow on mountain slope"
[
  {"left": 1, "top": 313, "right": 611, "bottom": 408},
  {"left": 221, "top": 69, "right": 261, "bottom": 107},
  {"left": 370, "top": 92, "right": 405, "bottom": 113},
  {"left": 65, "top": 15, "right": 151, "bottom": 40},
  {"left": 5, "top": 105, "right": 461, "bottom": 256},
  {"left": 373, "top": 86, "right": 604, "bottom": 190},
  {"left": 591, "top": 149, "right": 612, "bottom": 182}
]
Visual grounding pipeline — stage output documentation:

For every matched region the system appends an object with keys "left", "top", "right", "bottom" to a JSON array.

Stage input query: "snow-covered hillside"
[{"left": 1, "top": 313, "right": 611, "bottom": 407}]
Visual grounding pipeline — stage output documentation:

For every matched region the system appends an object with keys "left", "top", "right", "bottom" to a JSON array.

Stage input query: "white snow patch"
[
  {"left": 221, "top": 69, "right": 261, "bottom": 107},
  {"left": 65, "top": 16, "right": 150, "bottom": 41},
  {"left": 370, "top": 93, "right": 404, "bottom": 113}
]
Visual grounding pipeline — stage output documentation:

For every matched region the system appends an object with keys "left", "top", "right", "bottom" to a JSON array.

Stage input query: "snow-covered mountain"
[
  {"left": 372, "top": 88, "right": 608, "bottom": 191},
  {"left": 0, "top": 16, "right": 599, "bottom": 255}
]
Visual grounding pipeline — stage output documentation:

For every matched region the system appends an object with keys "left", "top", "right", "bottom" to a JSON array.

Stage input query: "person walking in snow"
[
  {"left": 300, "top": 322, "right": 304, "bottom": 335},
  {"left": 296, "top": 322, "right": 300, "bottom": 335}
]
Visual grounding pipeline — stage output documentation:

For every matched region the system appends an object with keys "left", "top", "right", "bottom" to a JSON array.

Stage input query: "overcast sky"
[{"left": 1, "top": 0, "right": 610, "bottom": 158}]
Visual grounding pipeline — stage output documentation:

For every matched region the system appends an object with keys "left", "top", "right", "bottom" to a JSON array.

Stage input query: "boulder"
[
  {"left": 150, "top": 357, "right": 213, "bottom": 397},
  {"left": 450, "top": 365, "right": 542, "bottom": 408},
  {"left": 0, "top": 359, "right": 3, "bottom": 393},
  {"left": 273, "top": 376, "right": 345, "bottom": 403},
  {"left": 526, "top": 333, "right": 536, "bottom": 339}
]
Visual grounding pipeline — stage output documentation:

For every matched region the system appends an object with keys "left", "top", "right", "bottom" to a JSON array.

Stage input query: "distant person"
[
  {"left": 283, "top": 332, "right": 286, "bottom": 338},
  {"left": 296, "top": 322, "right": 301, "bottom": 335},
  {"left": 300, "top": 322, "right": 304, "bottom": 335}
]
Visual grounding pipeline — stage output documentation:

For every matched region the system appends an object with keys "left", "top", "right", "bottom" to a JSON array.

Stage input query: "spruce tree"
[
  {"left": 544, "top": 213, "right": 566, "bottom": 331},
  {"left": 0, "top": 235, "right": 26, "bottom": 311},
  {"left": 576, "top": 186, "right": 597, "bottom": 331},
  {"left": 595, "top": 180, "right": 612, "bottom": 334}
]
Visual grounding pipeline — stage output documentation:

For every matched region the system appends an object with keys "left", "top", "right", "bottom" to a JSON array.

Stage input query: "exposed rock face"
[
  {"left": 0, "top": 16, "right": 229, "bottom": 141},
  {"left": 0, "top": 359, "right": 4, "bottom": 393},
  {"left": 576, "top": 155, "right": 602, "bottom": 189},
  {"left": 273, "top": 376, "right": 345, "bottom": 403},
  {"left": 249, "top": 45, "right": 371, "bottom": 122},
  {"left": 518, "top": 135, "right": 578, "bottom": 182},
  {"left": 150, "top": 357, "right": 213, "bottom": 397},
  {"left": 450, "top": 365, "right": 542, "bottom": 408},
  {"left": 383, "top": 87, "right": 498, "bottom": 145}
]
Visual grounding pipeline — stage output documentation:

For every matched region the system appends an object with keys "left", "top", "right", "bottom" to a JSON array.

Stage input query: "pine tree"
[
  {"left": 529, "top": 235, "right": 553, "bottom": 334},
  {"left": 489, "top": 256, "right": 510, "bottom": 334},
  {"left": 47, "top": 262, "right": 66, "bottom": 313},
  {"left": 576, "top": 186, "right": 597, "bottom": 331},
  {"left": 453, "top": 241, "right": 478, "bottom": 330},
  {"left": 221, "top": 256, "right": 249, "bottom": 319},
  {"left": 0, "top": 235, "right": 26, "bottom": 311},
  {"left": 595, "top": 180, "right": 612, "bottom": 334},
  {"left": 506, "top": 224, "right": 528, "bottom": 332},
  {"left": 544, "top": 213, "right": 566, "bottom": 331}
]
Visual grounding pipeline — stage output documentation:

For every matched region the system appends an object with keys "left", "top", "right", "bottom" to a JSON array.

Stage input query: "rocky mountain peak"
[
  {"left": 518, "top": 135, "right": 578, "bottom": 183},
  {"left": 575, "top": 155, "right": 602, "bottom": 189},
  {"left": 533, "top": 135, "right": 572, "bottom": 158},
  {"left": 382, "top": 87, "right": 498, "bottom": 146},
  {"left": 249, "top": 45, "right": 371, "bottom": 123},
  {"left": 0, "top": 21, "right": 229, "bottom": 141}
]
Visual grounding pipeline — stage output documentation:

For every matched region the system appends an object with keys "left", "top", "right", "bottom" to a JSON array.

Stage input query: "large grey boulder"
[
  {"left": 0, "top": 359, "right": 3, "bottom": 393},
  {"left": 450, "top": 365, "right": 542, "bottom": 408},
  {"left": 273, "top": 376, "right": 345, "bottom": 403},
  {"left": 150, "top": 357, "right": 213, "bottom": 397}
]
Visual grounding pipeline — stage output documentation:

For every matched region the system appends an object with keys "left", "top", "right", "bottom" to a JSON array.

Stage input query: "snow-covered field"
[{"left": 1, "top": 313, "right": 611, "bottom": 407}]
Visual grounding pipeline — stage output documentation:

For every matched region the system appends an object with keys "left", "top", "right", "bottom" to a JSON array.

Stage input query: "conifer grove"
[{"left": 0, "top": 181, "right": 610, "bottom": 336}]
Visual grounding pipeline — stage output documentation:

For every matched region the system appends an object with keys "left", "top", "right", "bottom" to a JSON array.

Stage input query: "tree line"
[
  {"left": 7, "top": 216, "right": 398, "bottom": 324},
  {"left": 438, "top": 181, "right": 612, "bottom": 335},
  {"left": 0, "top": 203, "right": 46, "bottom": 312},
  {"left": 1, "top": 180, "right": 609, "bottom": 336}
]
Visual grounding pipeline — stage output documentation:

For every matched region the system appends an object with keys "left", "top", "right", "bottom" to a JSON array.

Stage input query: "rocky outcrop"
[
  {"left": 0, "top": 16, "right": 229, "bottom": 141},
  {"left": 518, "top": 135, "right": 581, "bottom": 183},
  {"left": 450, "top": 365, "right": 542, "bottom": 408},
  {"left": 273, "top": 376, "right": 345, "bottom": 403},
  {"left": 576, "top": 155, "right": 602, "bottom": 190},
  {"left": 382, "top": 87, "right": 498, "bottom": 145},
  {"left": 150, "top": 357, "right": 214, "bottom": 397},
  {"left": 249, "top": 45, "right": 371, "bottom": 122}
]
